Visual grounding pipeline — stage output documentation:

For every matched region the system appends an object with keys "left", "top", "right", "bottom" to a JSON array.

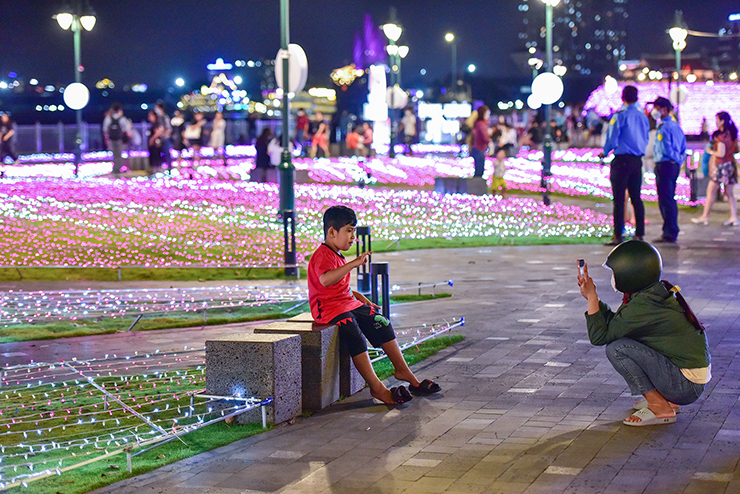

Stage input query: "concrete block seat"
[
  {"left": 254, "top": 315, "right": 364, "bottom": 411},
  {"left": 205, "top": 332, "right": 301, "bottom": 425}
]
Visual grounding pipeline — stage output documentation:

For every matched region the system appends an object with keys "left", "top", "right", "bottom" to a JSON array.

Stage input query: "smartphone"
[{"left": 577, "top": 259, "right": 585, "bottom": 277}]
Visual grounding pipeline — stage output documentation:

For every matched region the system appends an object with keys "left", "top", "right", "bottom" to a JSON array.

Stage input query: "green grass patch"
[
  {"left": 0, "top": 266, "right": 298, "bottom": 283},
  {"left": 370, "top": 234, "right": 607, "bottom": 253},
  {"left": 1, "top": 421, "right": 270, "bottom": 494},
  {"left": 373, "top": 334, "right": 465, "bottom": 381},
  {"left": 0, "top": 301, "right": 308, "bottom": 344},
  {"left": 0, "top": 334, "right": 464, "bottom": 494},
  {"left": 0, "top": 296, "right": 449, "bottom": 344}
]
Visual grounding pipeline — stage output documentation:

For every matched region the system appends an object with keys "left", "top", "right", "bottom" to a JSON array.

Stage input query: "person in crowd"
[
  {"left": 0, "top": 113, "right": 18, "bottom": 165},
  {"left": 209, "top": 111, "right": 226, "bottom": 159},
  {"left": 526, "top": 119, "right": 544, "bottom": 151},
  {"left": 578, "top": 240, "right": 710, "bottom": 426},
  {"left": 102, "top": 103, "right": 131, "bottom": 176},
  {"left": 295, "top": 109, "right": 310, "bottom": 144},
  {"left": 182, "top": 111, "right": 206, "bottom": 167},
  {"left": 346, "top": 126, "right": 361, "bottom": 157},
  {"left": 692, "top": 111, "right": 740, "bottom": 226},
  {"left": 361, "top": 122, "right": 374, "bottom": 157},
  {"left": 154, "top": 102, "right": 173, "bottom": 171},
  {"left": 470, "top": 105, "right": 491, "bottom": 178},
  {"left": 599, "top": 85, "right": 649, "bottom": 246},
  {"left": 308, "top": 205, "right": 441, "bottom": 405},
  {"left": 146, "top": 110, "right": 164, "bottom": 172},
  {"left": 253, "top": 127, "right": 274, "bottom": 182},
  {"left": 310, "top": 111, "right": 330, "bottom": 158},
  {"left": 650, "top": 97, "right": 686, "bottom": 244},
  {"left": 491, "top": 119, "right": 517, "bottom": 188},
  {"left": 170, "top": 110, "right": 186, "bottom": 165},
  {"left": 399, "top": 107, "right": 417, "bottom": 155},
  {"left": 267, "top": 134, "right": 294, "bottom": 168}
]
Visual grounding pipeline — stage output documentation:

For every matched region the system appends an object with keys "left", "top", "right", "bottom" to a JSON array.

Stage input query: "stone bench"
[
  {"left": 434, "top": 176, "right": 488, "bottom": 196},
  {"left": 254, "top": 316, "right": 364, "bottom": 412},
  {"left": 205, "top": 333, "right": 301, "bottom": 425}
]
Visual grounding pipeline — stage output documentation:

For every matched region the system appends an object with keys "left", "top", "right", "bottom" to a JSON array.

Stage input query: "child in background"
[{"left": 307, "top": 206, "right": 441, "bottom": 405}]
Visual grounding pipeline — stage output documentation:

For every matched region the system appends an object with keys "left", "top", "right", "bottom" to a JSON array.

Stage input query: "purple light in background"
[{"left": 584, "top": 82, "right": 740, "bottom": 135}]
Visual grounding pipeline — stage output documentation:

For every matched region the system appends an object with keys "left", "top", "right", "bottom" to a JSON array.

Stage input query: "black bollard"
[
  {"left": 355, "top": 226, "right": 372, "bottom": 293},
  {"left": 370, "top": 262, "right": 390, "bottom": 320},
  {"left": 282, "top": 210, "right": 298, "bottom": 277}
]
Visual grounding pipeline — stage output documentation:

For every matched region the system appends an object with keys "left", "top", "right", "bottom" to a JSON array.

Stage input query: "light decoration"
[
  {"left": 584, "top": 81, "right": 740, "bottom": 135},
  {"left": 0, "top": 348, "right": 272, "bottom": 490},
  {"left": 331, "top": 64, "right": 364, "bottom": 87},
  {"left": 0, "top": 173, "right": 614, "bottom": 270},
  {"left": 0, "top": 314, "right": 461, "bottom": 489},
  {"left": 0, "top": 285, "right": 308, "bottom": 325}
]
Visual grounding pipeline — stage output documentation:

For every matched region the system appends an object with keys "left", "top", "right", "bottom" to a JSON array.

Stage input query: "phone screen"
[{"left": 577, "top": 259, "right": 585, "bottom": 276}]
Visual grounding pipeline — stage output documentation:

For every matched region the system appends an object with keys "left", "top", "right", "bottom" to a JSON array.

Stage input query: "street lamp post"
[
  {"left": 55, "top": 0, "right": 95, "bottom": 174},
  {"left": 445, "top": 33, "right": 456, "bottom": 91},
  {"left": 383, "top": 22, "right": 402, "bottom": 158},
  {"left": 539, "top": 0, "right": 560, "bottom": 205},
  {"left": 669, "top": 10, "right": 688, "bottom": 122},
  {"left": 279, "top": 0, "right": 297, "bottom": 277}
]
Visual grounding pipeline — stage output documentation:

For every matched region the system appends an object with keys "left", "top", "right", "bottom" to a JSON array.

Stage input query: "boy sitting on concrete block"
[{"left": 307, "top": 205, "right": 441, "bottom": 405}]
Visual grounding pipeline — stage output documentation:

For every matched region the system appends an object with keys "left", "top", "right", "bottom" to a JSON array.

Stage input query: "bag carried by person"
[{"left": 108, "top": 116, "right": 123, "bottom": 141}]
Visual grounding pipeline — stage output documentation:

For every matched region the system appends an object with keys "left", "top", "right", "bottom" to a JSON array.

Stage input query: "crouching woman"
[{"left": 577, "top": 240, "right": 710, "bottom": 426}]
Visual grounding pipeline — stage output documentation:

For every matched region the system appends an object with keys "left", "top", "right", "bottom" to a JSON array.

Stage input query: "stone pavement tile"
[
  {"left": 401, "top": 476, "right": 455, "bottom": 493},
  {"left": 496, "top": 454, "right": 552, "bottom": 483},
  {"left": 682, "top": 480, "right": 731, "bottom": 494},
  {"left": 603, "top": 468, "right": 655, "bottom": 492},
  {"left": 521, "top": 474, "right": 575, "bottom": 494},
  {"left": 176, "top": 471, "right": 232, "bottom": 488},
  {"left": 641, "top": 469, "right": 693, "bottom": 493},
  {"left": 369, "top": 477, "right": 415, "bottom": 493},
  {"left": 484, "top": 481, "right": 530, "bottom": 494}
]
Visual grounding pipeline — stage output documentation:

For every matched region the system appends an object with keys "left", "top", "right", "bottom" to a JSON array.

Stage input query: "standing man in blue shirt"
[
  {"left": 600, "top": 85, "right": 650, "bottom": 246},
  {"left": 651, "top": 97, "right": 687, "bottom": 243}
]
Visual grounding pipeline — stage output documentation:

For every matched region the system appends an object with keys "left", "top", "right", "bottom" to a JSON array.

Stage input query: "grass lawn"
[
  {"left": 0, "top": 293, "right": 451, "bottom": 344},
  {"left": 0, "top": 333, "right": 464, "bottom": 494}
]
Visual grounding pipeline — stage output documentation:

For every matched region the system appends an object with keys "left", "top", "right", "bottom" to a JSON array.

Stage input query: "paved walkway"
[{"left": 4, "top": 198, "right": 740, "bottom": 494}]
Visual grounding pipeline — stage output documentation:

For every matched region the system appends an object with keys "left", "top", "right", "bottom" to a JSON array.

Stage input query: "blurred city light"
[
  {"left": 467, "top": 64, "right": 476, "bottom": 73},
  {"left": 175, "top": 78, "right": 185, "bottom": 87}
]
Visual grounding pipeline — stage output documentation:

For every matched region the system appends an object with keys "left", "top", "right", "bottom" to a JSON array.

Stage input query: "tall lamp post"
[
  {"left": 445, "top": 33, "right": 456, "bottom": 91},
  {"left": 669, "top": 10, "right": 687, "bottom": 122},
  {"left": 382, "top": 22, "right": 402, "bottom": 158},
  {"left": 55, "top": 1, "right": 95, "bottom": 171}
]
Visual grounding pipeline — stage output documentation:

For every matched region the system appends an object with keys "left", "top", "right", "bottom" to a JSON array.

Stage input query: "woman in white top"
[{"left": 208, "top": 112, "right": 226, "bottom": 157}]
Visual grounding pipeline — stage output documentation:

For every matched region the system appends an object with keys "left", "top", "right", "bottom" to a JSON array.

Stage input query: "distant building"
[{"left": 516, "top": 0, "right": 628, "bottom": 77}]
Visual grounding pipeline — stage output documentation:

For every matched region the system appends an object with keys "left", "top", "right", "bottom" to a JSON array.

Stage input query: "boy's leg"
[
  {"left": 380, "top": 339, "right": 421, "bottom": 388},
  {"left": 351, "top": 350, "right": 395, "bottom": 405}
]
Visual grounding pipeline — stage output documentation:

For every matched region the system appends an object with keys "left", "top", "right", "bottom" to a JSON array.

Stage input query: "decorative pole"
[{"left": 279, "top": 0, "right": 297, "bottom": 277}]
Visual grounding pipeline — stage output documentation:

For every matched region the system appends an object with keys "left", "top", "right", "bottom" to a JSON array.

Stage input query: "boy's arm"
[
  {"left": 353, "top": 290, "right": 380, "bottom": 308},
  {"left": 318, "top": 251, "right": 371, "bottom": 287}
]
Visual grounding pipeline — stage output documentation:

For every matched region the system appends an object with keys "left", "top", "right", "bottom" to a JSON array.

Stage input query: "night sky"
[{"left": 1, "top": 0, "right": 738, "bottom": 91}]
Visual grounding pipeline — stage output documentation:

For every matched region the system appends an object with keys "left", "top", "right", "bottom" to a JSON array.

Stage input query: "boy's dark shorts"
[{"left": 329, "top": 304, "right": 396, "bottom": 357}]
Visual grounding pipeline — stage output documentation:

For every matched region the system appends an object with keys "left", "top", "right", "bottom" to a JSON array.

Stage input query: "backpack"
[{"left": 108, "top": 116, "right": 123, "bottom": 141}]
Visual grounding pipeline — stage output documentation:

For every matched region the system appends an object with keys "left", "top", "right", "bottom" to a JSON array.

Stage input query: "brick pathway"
[{"left": 7, "top": 198, "right": 740, "bottom": 494}]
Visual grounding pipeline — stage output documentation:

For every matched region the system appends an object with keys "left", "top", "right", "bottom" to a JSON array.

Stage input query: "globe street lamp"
[
  {"left": 538, "top": 0, "right": 561, "bottom": 204},
  {"left": 445, "top": 33, "right": 456, "bottom": 91},
  {"left": 669, "top": 10, "right": 688, "bottom": 122},
  {"left": 55, "top": 1, "right": 95, "bottom": 174},
  {"left": 383, "top": 22, "right": 403, "bottom": 158}
]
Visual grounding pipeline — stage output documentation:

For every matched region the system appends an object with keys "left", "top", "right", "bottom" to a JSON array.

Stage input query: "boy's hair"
[
  {"left": 712, "top": 130, "right": 722, "bottom": 140},
  {"left": 323, "top": 206, "right": 357, "bottom": 236}
]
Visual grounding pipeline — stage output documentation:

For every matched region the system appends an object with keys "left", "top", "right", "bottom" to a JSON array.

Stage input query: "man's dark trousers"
[
  {"left": 655, "top": 160, "right": 681, "bottom": 242},
  {"left": 610, "top": 154, "right": 645, "bottom": 239}
]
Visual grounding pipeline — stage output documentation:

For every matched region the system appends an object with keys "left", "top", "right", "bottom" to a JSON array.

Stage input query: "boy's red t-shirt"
[{"left": 308, "top": 244, "right": 363, "bottom": 323}]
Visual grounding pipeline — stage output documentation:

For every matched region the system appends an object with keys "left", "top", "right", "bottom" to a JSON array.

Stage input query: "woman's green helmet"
[{"left": 604, "top": 240, "right": 662, "bottom": 293}]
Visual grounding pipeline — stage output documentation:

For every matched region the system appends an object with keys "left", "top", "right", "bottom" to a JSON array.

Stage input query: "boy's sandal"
[
  {"left": 409, "top": 379, "right": 441, "bottom": 396},
  {"left": 389, "top": 386, "right": 412, "bottom": 405}
]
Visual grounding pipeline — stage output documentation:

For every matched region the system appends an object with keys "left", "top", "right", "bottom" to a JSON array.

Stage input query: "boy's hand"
[
  {"left": 353, "top": 290, "right": 380, "bottom": 309},
  {"left": 577, "top": 262, "right": 598, "bottom": 301},
  {"left": 351, "top": 251, "right": 372, "bottom": 268}
]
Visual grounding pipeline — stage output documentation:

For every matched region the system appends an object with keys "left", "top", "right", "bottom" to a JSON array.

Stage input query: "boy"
[{"left": 308, "top": 206, "right": 440, "bottom": 405}]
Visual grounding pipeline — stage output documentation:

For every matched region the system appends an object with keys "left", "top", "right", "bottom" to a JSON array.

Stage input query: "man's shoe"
[
  {"left": 653, "top": 237, "right": 676, "bottom": 243},
  {"left": 604, "top": 237, "right": 623, "bottom": 246}
]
